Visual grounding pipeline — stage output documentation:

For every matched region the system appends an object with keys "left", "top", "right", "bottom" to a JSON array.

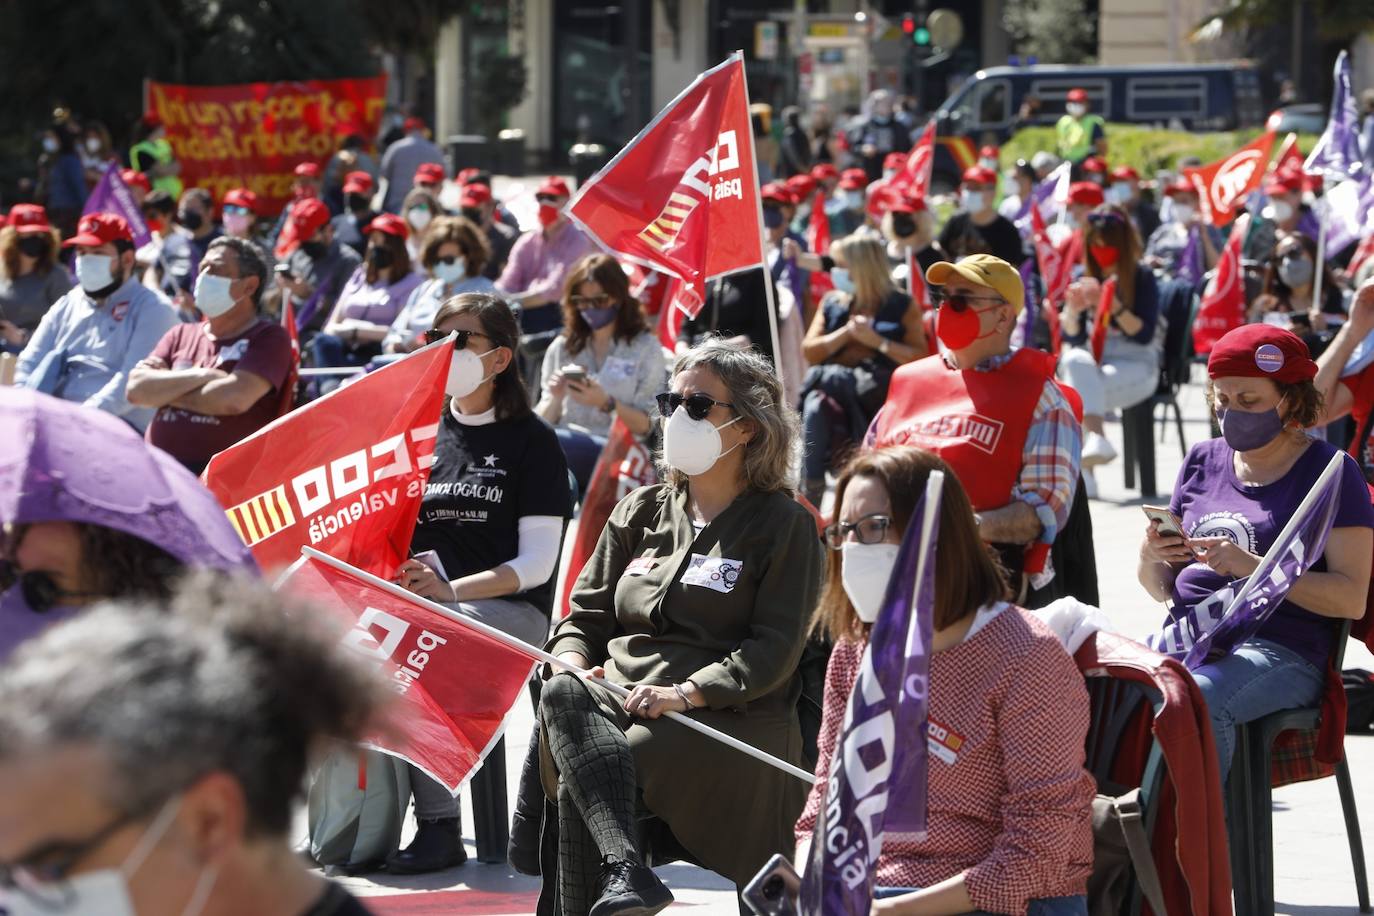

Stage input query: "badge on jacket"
[{"left": 681, "top": 554, "right": 743, "bottom": 594}]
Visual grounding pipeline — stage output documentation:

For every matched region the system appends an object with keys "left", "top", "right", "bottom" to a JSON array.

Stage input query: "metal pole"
[{"left": 736, "top": 51, "right": 788, "bottom": 381}]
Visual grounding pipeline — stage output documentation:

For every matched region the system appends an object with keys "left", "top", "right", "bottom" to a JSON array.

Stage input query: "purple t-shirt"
[{"left": 1168, "top": 436, "right": 1374, "bottom": 669}]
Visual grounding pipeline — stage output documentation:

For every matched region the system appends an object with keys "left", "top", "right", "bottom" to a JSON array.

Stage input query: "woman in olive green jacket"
[{"left": 540, "top": 340, "right": 824, "bottom": 916}]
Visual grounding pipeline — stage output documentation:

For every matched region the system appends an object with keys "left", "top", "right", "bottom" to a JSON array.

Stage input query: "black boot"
[
  {"left": 385, "top": 816, "right": 468, "bottom": 874},
  {"left": 588, "top": 855, "right": 673, "bottom": 916}
]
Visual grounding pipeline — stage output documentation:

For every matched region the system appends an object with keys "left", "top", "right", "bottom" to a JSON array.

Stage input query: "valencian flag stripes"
[
  {"left": 1149, "top": 451, "right": 1343, "bottom": 668},
  {"left": 801, "top": 473, "right": 942, "bottom": 915},
  {"left": 566, "top": 53, "right": 764, "bottom": 318}
]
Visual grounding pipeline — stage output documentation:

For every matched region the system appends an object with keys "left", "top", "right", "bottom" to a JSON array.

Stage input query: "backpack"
[
  {"left": 1088, "top": 786, "right": 1168, "bottom": 916},
  {"left": 1345, "top": 668, "right": 1374, "bottom": 734},
  {"left": 307, "top": 748, "right": 411, "bottom": 874}
]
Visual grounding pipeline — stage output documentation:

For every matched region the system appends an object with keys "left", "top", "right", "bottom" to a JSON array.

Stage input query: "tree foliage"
[
  {"left": 1003, "top": 0, "right": 1098, "bottom": 65},
  {"left": 1205, "top": 0, "right": 1374, "bottom": 42}
]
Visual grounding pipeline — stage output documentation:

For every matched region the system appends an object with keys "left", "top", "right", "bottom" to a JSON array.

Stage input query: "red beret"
[
  {"left": 838, "top": 168, "right": 869, "bottom": 190},
  {"left": 1067, "top": 181, "right": 1105, "bottom": 207},
  {"left": 294, "top": 162, "right": 322, "bottom": 179},
  {"left": 120, "top": 169, "right": 151, "bottom": 194},
  {"left": 810, "top": 163, "right": 839, "bottom": 181},
  {"left": 1207, "top": 324, "right": 1317, "bottom": 384}
]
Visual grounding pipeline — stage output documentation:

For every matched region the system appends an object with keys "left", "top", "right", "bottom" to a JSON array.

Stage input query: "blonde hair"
[{"left": 833, "top": 233, "right": 895, "bottom": 310}]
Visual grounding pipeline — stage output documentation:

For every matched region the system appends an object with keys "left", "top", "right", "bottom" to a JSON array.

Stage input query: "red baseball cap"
[
  {"left": 343, "top": 171, "right": 374, "bottom": 194},
  {"left": 1164, "top": 176, "right": 1196, "bottom": 198},
  {"left": 786, "top": 175, "right": 818, "bottom": 199},
  {"left": 536, "top": 176, "right": 572, "bottom": 199},
  {"left": 961, "top": 166, "right": 997, "bottom": 187},
  {"left": 222, "top": 188, "right": 259, "bottom": 213},
  {"left": 887, "top": 194, "right": 927, "bottom": 214},
  {"left": 414, "top": 163, "right": 445, "bottom": 185},
  {"left": 761, "top": 181, "right": 796, "bottom": 205},
  {"left": 810, "top": 163, "right": 839, "bottom": 181},
  {"left": 1263, "top": 170, "right": 1303, "bottom": 197},
  {"left": 978, "top": 145, "right": 1000, "bottom": 160},
  {"left": 63, "top": 213, "right": 133, "bottom": 248},
  {"left": 1207, "top": 324, "right": 1316, "bottom": 384},
  {"left": 1110, "top": 165, "right": 1140, "bottom": 182},
  {"left": 838, "top": 168, "right": 869, "bottom": 190},
  {"left": 459, "top": 183, "right": 493, "bottom": 208},
  {"left": 404, "top": 116, "right": 427, "bottom": 133},
  {"left": 1067, "top": 182, "right": 1105, "bottom": 207},
  {"left": 294, "top": 162, "right": 322, "bottom": 180},
  {"left": 288, "top": 198, "right": 331, "bottom": 240},
  {"left": 883, "top": 152, "right": 907, "bottom": 172},
  {"left": 120, "top": 169, "right": 151, "bottom": 195},
  {"left": 456, "top": 167, "right": 483, "bottom": 186},
  {"left": 7, "top": 204, "right": 52, "bottom": 236},
  {"left": 363, "top": 213, "right": 410, "bottom": 241},
  {"left": 1082, "top": 156, "right": 1108, "bottom": 174},
  {"left": 1067, "top": 88, "right": 1089, "bottom": 103},
  {"left": 141, "top": 112, "right": 163, "bottom": 129}
]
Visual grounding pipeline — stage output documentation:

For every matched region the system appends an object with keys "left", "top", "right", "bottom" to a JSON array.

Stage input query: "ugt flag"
[
  {"left": 1148, "top": 451, "right": 1343, "bottom": 668},
  {"left": 1192, "top": 225, "right": 1245, "bottom": 354},
  {"left": 282, "top": 555, "right": 537, "bottom": 792},
  {"left": 83, "top": 167, "right": 151, "bottom": 248},
  {"left": 1305, "top": 50, "right": 1365, "bottom": 181},
  {"left": 1185, "top": 131, "right": 1275, "bottom": 228},
  {"left": 203, "top": 339, "right": 453, "bottom": 575},
  {"left": 800, "top": 477, "right": 941, "bottom": 916},
  {"left": 566, "top": 52, "right": 763, "bottom": 316}
]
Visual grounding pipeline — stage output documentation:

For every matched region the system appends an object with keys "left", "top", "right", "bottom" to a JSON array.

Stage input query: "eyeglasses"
[
  {"left": 0, "top": 808, "right": 140, "bottom": 907},
  {"left": 1087, "top": 211, "right": 1126, "bottom": 229},
  {"left": 929, "top": 289, "right": 1005, "bottom": 312},
  {"left": 0, "top": 560, "right": 94, "bottom": 613},
  {"left": 424, "top": 328, "right": 493, "bottom": 349},
  {"left": 823, "top": 513, "right": 893, "bottom": 550},
  {"left": 535, "top": 194, "right": 563, "bottom": 205},
  {"left": 569, "top": 294, "right": 612, "bottom": 309},
  {"left": 655, "top": 392, "right": 734, "bottom": 421}
]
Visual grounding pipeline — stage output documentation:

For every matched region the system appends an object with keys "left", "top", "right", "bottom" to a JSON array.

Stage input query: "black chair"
[
  {"left": 1225, "top": 620, "right": 1371, "bottom": 914},
  {"left": 1122, "top": 280, "right": 1198, "bottom": 498}
]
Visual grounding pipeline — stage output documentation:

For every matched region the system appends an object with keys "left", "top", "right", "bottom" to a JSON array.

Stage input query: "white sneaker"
[
  {"left": 1082, "top": 469, "right": 1099, "bottom": 500},
  {"left": 1081, "top": 431, "right": 1118, "bottom": 467}
]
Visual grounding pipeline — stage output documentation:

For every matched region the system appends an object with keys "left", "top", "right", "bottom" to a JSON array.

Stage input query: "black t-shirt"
[
  {"left": 937, "top": 211, "right": 1026, "bottom": 266},
  {"left": 411, "top": 407, "right": 573, "bottom": 612}
]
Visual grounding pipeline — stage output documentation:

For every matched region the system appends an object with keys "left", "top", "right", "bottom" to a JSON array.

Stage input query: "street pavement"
[{"left": 314, "top": 376, "right": 1374, "bottom": 915}]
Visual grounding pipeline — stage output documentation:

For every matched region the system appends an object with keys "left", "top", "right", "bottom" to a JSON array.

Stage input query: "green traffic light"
[{"left": 914, "top": 26, "right": 931, "bottom": 45}]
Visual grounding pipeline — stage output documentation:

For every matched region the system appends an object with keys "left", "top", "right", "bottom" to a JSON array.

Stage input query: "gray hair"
[
  {"left": 0, "top": 572, "right": 384, "bottom": 837},
  {"left": 207, "top": 235, "right": 268, "bottom": 307},
  {"left": 662, "top": 339, "right": 800, "bottom": 493}
]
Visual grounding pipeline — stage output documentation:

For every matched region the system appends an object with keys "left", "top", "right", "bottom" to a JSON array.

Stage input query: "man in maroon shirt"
[{"left": 127, "top": 236, "right": 294, "bottom": 473}]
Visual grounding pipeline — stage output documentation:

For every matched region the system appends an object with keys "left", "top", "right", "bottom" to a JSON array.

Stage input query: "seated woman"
[
  {"left": 797, "top": 445, "right": 1094, "bottom": 916},
  {"left": 1249, "top": 231, "right": 1346, "bottom": 358},
  {"left": 386, "top": 293, "right": 574, "bottom": 873},
  {"left": 312, "top": 213, "right": 422, "bottom": 378},
  {"left": 0, "top": 205, "right": 72, "bottom": 354},
  {"left": 1143, "top": 176, "right": 1222, "bottom": 278},
  {"left": 1138, "top": 324, "right": 1372, "bottom": 777},
  {"left": 1059, "top": 204, "right": 1162, "bottom": 478},
  {"left": 535, "top": 253, "right": 665, "bottom": 495},
  {"left": 540, "top": 340, "right": 823, "bottom": 915},
  {"left": 800, "top": 233, "right": 927, "bottom": 505},
  {"left": 382, "top": 216, "right": 495, "bottom": 356},
  {"left": 400, "top": 187, "right": 443, "bottom": 261}
]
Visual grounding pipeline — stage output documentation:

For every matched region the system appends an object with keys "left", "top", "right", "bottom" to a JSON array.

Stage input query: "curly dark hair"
[{"left": 77, "top": 524, "right": 185, "bottom": 602}]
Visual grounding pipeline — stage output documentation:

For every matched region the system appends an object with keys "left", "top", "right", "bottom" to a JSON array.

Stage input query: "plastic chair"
[
  {"left": 1225, "top": 620, "right": 1370, "bottom": 914},
  {"left": 1121, "top": 280, "right": 1197, "bottom": 498}
]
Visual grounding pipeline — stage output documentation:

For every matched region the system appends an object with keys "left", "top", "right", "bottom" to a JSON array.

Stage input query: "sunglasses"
[
  {"left": 823, "top": 513, "right": 893, "bottom": 550},
  {"left": 929, "top": 289, "right": 1005, "bottom": 312},
  {"left": 434, "top": 253, "right": 468, "bottom": 265},
  {"left": 1087, "top": 211, "right": 1126, "bottom": 229},
  {"left": 655, "top": 392, "right": 734, "bottom": 421},
  {"left": 424, "top": 328, "right": 494, "bottom": 349},
  {"left": 0, "top": 560, "right": 93, "bottom": 613},
  {"left": 535, "top": 194, "right": 563, "bottom": 205},
  {"left": 569, "top": 294, "right": 612, "bottom": 309}
]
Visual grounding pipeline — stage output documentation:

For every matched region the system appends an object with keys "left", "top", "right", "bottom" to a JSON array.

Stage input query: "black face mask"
[
  {"left": 460, "top": 207, "right": 483, "bottom": 225},
  {"left": 891, "top": 214, "right": 917, "bottom": 237},
  {"left": 16, "top": 236, "right": 47, "bottom": 259},
  {"left": 301, "top": 240, "right": 328, "bottom": 260},
  {"left": 347, "top": 193, "right": 371, "bottom": 214},
  {"left": 367, "top": 246, "right": 394, "bottom": 269},
  {"left": 177, "top": 209, "right": 204, "bottom": 231}
]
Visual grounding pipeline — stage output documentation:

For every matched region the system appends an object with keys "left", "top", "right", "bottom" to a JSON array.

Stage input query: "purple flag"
[
  {"left": 1177, "top": 226, "right": 1202, "bottom": 289},
  {"left": 800, "top": 474, "right": 940, "bottom": 915},
  {"left": 1322, "top": 176, "right": 1374, "bottom": 256},
  {"left": 1015, "top": 162, "right": 1070, "bottom": 239},
  {"left": 83, "top": 166, "right": 151, "bottom": 248},
  {"left": 1148, "top": 451, "right": 1343, "bottom": 668},
  {"left": 1305, "top": 50, "right": 1365, "bottom": 181},
  {"left": 1018, "top": 257, "right": 1039, "bottom": 346}
]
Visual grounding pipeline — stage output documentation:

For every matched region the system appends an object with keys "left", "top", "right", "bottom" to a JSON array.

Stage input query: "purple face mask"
[
  {"left": 581, "top": 306, "right": 618, "bottom": 331},
  {"left": 1217, "top": 402, "right": 1286, "bottom": 452}
]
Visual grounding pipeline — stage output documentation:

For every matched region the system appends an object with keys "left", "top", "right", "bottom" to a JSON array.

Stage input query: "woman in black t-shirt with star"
[{"left": 386, "top": 292, "right": 574, "bottom": 875}]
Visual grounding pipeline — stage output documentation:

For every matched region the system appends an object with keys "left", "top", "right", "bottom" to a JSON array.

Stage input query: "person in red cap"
[
  {"left": 760, "top": 181, "right": 812, "bottom": 340},
  {"left": 15, "top": 213, "right": 178, "bottom": 431},
  {"left": 496, "top": 176, "right": 592, "bottom": 337},
  {"left": 1079, "top": 155, "right": 1108, "bottom": 187},
  {"left": 128, "top": 236, "right": 294, "bottom": 473},
  {"left": 1063, "top": 180, "right": 1104, "bottom": 230},
  {"left": 221, "top": 189, "right": 261, "bottom": 242},
  {"left": 458, "top": 181, "right": 518, "bottom": 279},
  {"left": 330, "top": 170, "right": 378, "bottom": 258},
  {"left": 938, "top": 166, "right": 1023, "bottom": 266},
  {"left": 0, "top": 204, "right": 73, "bottom": 350},
  {"left": 266, "top": 163, "right": 325, "bottom": 258},
  {"left": 883, "top": 193, "right": 945, "bottom": 280},
  {"left": 119, "top": 168, "right": 152, "bottom": 207},
  {"left": 1105, "top": 165, "right": 1160, "bottom": 240},
  {"left": 977, "top": 144, "right": 1000, "bottom": 171},
  {"left": 1238, "top": 167, "right": 1313, "bottom": 264},
  {"left": 128, "top": 112, "right": 182, "bottom": 199},
  {"left": 1056, "top": 87, "right": 1106, "bottom": 163},
  {"left": 830, "top": 168, "right": 870, "bottom": 236},
  {"left": 1143, "top": 175, "right": 1222, "bottom": 277},
  {"left": 275, "top": 198, "right": 363, "bottom": 336},
  {"left": 414, "top": 162, "right": 446, "bottom": 194},
  {"left": 1138, "top": 322, "right": 1373, "bottom": 777},
  {"left": 809, "top": 162, "right": 840, "bottom": 196},
  {"left": 379, "top": 115, "right": 444, "bottom": 213},
  {"left": 880, "top": 151, "right": 907, "bottom": 181}
]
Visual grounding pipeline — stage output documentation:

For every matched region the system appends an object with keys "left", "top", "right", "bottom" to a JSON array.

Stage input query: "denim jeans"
[
  {"left": 873, "top": 888, "right": 1087, "bottom": 915},
  {"left": 1189, "top": 637, "right": 1325, "bottom": 777},
  {"left": 554, "top": 426, "right": 606, "bottom": 498},
  {"left": 801, "top": 389, "right": 832, "bottom": 484}
]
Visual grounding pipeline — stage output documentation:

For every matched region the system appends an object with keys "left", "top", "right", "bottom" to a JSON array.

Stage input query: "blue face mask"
[
  {"left": 1217, "top": 402, "right": 1286, "bottom": 452},
  {"left": 830, "top": 266, "right": 855, "bottom": 294},
  {"left": 580, "top": 306, "right": 618, "bottom": 330},
  {"left": 763, "top": 207, "right": 785, "bottom": 230}
]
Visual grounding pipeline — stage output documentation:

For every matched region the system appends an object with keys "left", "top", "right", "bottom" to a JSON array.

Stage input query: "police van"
[{"left": 928, "top": 62, "right": 1267, "bottom": 188}]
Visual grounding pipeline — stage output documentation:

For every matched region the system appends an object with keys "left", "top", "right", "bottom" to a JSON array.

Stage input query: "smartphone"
[
  {"left": 741, "top": 854, "right": 801, "bottom": 916},
  {"left": 274, "top": 263, "right": 292, "bottom": 275},
  {"left": 563, "top": 366, "right": 588, "bottom": 384},
  {"left": 1142, "top": 505, "right": 1186, "bottom": 539}
]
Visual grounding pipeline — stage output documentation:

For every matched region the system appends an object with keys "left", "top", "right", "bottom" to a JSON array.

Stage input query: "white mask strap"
[{"left": 121, "top": 795, "right": 183, "bottom": 877}]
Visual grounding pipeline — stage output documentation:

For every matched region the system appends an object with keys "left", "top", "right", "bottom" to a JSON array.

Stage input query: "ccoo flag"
[
  {"left": 1185, "top": 131, "right": 1276, "bottom": 228},
  {"left": 889, "top": 120, "right": 936, "bottom": 201},
  {"left": 566, "top": 53, "right": 763, "bottom": 316},
  {"left": 800, "top": 474, "right": 941, "bottom": 916},
  {"left": 1192, "top": 225, "right": 1245, "bottom": 354}
]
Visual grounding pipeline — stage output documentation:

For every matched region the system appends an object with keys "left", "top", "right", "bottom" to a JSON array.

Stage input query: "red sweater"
[{"left": 795, "top": 606, "right": 1095, "bottom": 915}]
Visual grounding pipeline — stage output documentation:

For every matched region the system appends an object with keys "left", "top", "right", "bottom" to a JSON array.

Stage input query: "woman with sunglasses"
[
  {"left": 1249, "top": 232, "right": 1345, "bottom": 358},
  {"left": 1059, "top": 203, "right": 1162, "bottom": 486},
  {"left": 797, "top": 446, "right": 1094, "bottom": 916},
  {"left": 381, "top": 215, "right": 494, "bottom": 356},
  {"left": 0, "top": 205, "right": 70, "bottom": 354},
  {"left": 537, "top": 340, "right": 823, "bottom": 915},
  {"left": 385, "top": 292, "right": 574, "bottom": 875},
  {"left": 535, "top": 253, "right": 666, "bottom": 495}
]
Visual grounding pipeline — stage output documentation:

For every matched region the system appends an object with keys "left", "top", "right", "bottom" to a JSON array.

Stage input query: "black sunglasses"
[
  {"left": 434, "top": 253, "right": 467, "bottom": 265},
  {"left": 655, "top": 392, "right": 734, "bottom": 421},
  {"left": 929, "top": 289, "right": 1005, "bottom": 312},
  {"left": 569, "top": 294, "right": 613, "bottom": 309},
  {"left": 535, "top": 194, "right": 562, "bottom": 205},
  {"left": 1087, "top": 211, "right": 1126, "bottom": 229},
  {"left": 424, "top": 328, "right": 493, "bottom": 349},
  {"left": 823, "top": 513, "right": 893, "bottom": 550},
  {"left": 0, "top": 560, "right": 94, "bottom": 614}
]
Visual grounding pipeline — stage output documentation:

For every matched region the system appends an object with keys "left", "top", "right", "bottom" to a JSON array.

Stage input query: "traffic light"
[
  {"left": 902, "top": 12, "right": 932, "bottom": 45},
  {"left": 902, "top": 14, "right": 915, "bottom": 35},
  {"left": 913, "top": 25, "right": 931, "bottom": 45}
]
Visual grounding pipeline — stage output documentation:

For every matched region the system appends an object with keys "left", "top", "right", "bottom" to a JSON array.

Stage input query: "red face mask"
[
  {"left": 935, "top": 301, "right": 1001, "bottom": 351},
  {"left": 1090, "top": 244, "right": 1119, "bottom": 268},
  {"left": 538, "top": 204, "right": 561, "bottom": 228},
  {"left": 294, "top": 184, "right": 317, "bottom": 201}
]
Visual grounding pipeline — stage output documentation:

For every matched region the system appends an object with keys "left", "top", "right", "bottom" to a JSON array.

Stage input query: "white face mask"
[
  {"left": 75, "top": 253, "right": 116, "bottom": 294},
  {"left": 841, "top": 541, "right": 900, "bottom": 623},
  {"left": 840, "top": 190, "right": 864, "bottom": 211},
  {"left": 830, "top": 266, "right": 855, "bottom": 295},
  {"left": 433, "top": 258, "right": 467, "bottom": 285},
  {"left": 1107, "top": 182, "right": 1132, "bottom": 204},
  {"left": 85, "top": 137, "right": 102, "bottom": 154},
  {"left": 193, "top": 273, "right": 239, "bottom": 319},
  {"left": 223, "top": 213, "right": 253, "bottom": 237},
  {"left": 1171, "top": 203, "right": 1195, "bottom": 225},
  {"left": 662, "top": 406, "right": 742, "bottom": 477},
  {"left": 1270, "top": 200, "right": 1294, "bottom": 223},
  {"left": 960, "top": 189, "right": 986, "bottom": 213},
  {"left": 978, "top": 157, "right": 999, "bottom": 171},
  {"left": 445, "top": 345, "right": 497, "bottom": 399},
  {"left": 1067, "top": 102, "right": 1088, "bottom": 118},
  {"left": 407, "top": 207, "right": 433, "bottom": 231},
  {"left": 0, "top": 796, "right": 217, "bottom": 916},
  {"left": 42, "top": 137, "right": 59, "bottom": 154}
]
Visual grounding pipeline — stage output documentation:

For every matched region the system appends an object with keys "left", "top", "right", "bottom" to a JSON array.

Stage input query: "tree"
[{"left": 1003, "top": 0, "right": 1098, "bottom": 65}]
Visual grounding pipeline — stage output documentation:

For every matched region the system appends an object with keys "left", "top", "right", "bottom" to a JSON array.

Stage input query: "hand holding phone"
[
  {"left": 1141, "top": 505, "right": 1195, "bottom": 564},
  {"left": 1141, "top": 505, "right": 1185, "bottom": 539}
]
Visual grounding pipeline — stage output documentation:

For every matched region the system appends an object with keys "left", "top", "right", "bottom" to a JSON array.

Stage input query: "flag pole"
[
  {"left": 299, "top": 547, "right": 818, "bottom": 785},
  {"left": 1313, "top": 199, "right": 1327, "bottom": 312},
  {"left": 904, "top": 470, "right": 942, "bottom": 660},
  {"left": 734, "top": 50, "right": 787, "bottom": 382}
]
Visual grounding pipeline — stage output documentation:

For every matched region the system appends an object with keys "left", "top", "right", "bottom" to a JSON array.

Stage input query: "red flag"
[
  {"left": 1030, "top": 207, "right": 1069, "bottom": 356},
  {"left": 566, "top": 53, "right": 763, "bottom": 317},
  {"left": 203, "top": 340, "right": 454, "bottom": 575},
  {"left": 1193, "top": 226, "right": 1246, "bottom": 354},
  {"left": 282, "top": 556, "right": 536, "bottom": 792},
  {"left": 906, "top": 249, "right": 931, "bottom": 312},
  {"left": 559, "top": 417, "right": 657, "bottom": 620},
  {"left": 1349, "top": 232, "right": 1374, "bottom": 278},
  {"left": 890, "top": 120, "right": 936, "bottom": 201},
  {"left": 807, "top": 194, "right": 834, "bottom": 301},
  {"left": 1185, "top": 131, "right": 1276, "bottom": 228},
  {"left": 1089, "top": 276, "right": 1118, "bottom": 364},
  {"left": 277, "top": 300, "right": 301, "bottom": 419},
  {"left": 1272, "top": 132, "right": 1305, "bottom": 177},
  {"left": 654, "top": 275, "right": 692, "bottom": 351}
]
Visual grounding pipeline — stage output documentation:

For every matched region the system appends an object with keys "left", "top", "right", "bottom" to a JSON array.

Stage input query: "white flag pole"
[
  {"left": 1313, "top": 197, "right": 1328, "bottom": 311},
  {"left": 904, "top": 471, "right": 943, "bottom": 660},
  {"left": 299, "top": 546, "right": 818, "bottom": 785}
]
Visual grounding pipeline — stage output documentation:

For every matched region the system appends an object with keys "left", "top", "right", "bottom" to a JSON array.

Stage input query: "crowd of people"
[{"left": 2, "top": 80, "right": 1374, "bottom": 916}]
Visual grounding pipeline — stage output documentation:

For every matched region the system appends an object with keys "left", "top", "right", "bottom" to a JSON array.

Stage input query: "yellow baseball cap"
[{"left": 926, "top": 254, "right": 1025, "bottom": 314}]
